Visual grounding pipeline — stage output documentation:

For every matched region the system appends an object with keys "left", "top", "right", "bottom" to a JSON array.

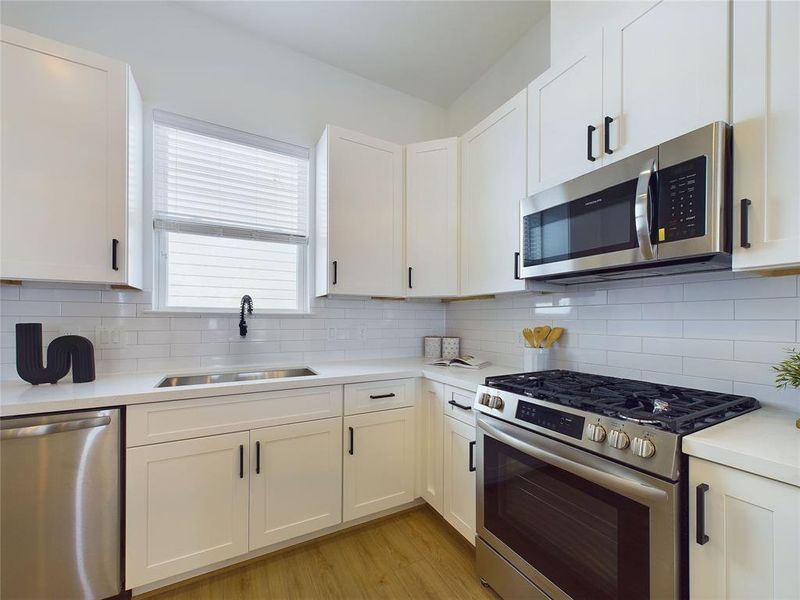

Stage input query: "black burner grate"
[{"left": 485, "top": 370, "right": 760, "bottom": 434}]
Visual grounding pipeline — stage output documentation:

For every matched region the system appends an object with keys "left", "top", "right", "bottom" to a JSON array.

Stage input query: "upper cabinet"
[
  {"left": 731, "top": 0, "right": 800, "bottom": 272},
  {"left": 0, "top": 26, "right": 143, "bottom": 288},
  {"left": 405, "top": 138, "right": 459, "bottom": 297},
  {"left": 460, "top": 90, "right": 527, "bottom": 296},
  {"left": 315, "top": 125, "right": 404, "bottom": 297}
]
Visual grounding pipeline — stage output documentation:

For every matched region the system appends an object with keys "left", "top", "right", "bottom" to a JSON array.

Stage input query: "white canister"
[
  {"left": 523, "top": 347, "right": 551, "bottom": 372},
  {"left": 423, "top": 336, "right": 442, "bottom": 359},
  {"left": 442, "top": 337, "right": 460, "bottom": 359}
]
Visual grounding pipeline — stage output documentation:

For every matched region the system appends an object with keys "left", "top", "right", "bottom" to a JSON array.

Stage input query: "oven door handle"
[
  {"left": 635, "top": 158, "right": 657, "bottom": 260},
  {"left": 478, "top": 419, "right": 669, "bottom": 505}
]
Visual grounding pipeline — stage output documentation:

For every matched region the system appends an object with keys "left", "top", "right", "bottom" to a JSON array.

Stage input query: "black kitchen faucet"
[{"left": 239, "top": 295, "right": 253, "bottom": 337}]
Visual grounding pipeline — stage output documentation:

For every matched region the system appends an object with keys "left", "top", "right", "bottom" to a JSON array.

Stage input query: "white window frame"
[{"left": 151, "top": 110, "right": 311, "bottom": 314}]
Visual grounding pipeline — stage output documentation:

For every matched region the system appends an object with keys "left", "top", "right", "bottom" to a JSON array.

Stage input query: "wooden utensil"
[
  {"left": 543, "top": 327, "right": 564, "bottom": 348},
  {"left": 522, "top": 328, "right": 537, "bottom": 348},
  {"left": 532, "top": 326, "right": 551, "bottom": 349}
]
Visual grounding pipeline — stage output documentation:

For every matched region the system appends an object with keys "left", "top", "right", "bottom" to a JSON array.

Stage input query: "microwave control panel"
[{"left": 656, "top": 155, "right": 707, "bottom": 243}]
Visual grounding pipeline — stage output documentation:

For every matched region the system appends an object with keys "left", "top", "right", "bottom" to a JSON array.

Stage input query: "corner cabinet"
[
  {"left": 315, "top": 125, "right": 404, "bottom": 297},
  {"left": 419, "top": 379, "right": 445, "bottom": 513},
  {"left": 0, "top": 25, "right": 143, "bottom": 287},
  {"left": 732, "top": 0, "right": 800, "bottom": 272},
  {"left": 689, "top": 457, "right": 800, "bottom": 599},
  {"left": 406, "top": 138, "right": 459, "bottom": 297},
  {"left": 460, "top": 90, "right": 527, "bottom": 296}
]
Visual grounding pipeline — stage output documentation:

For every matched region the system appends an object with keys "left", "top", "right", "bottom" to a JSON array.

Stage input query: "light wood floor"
[{"left": 140, "top": 506, "right": 499, "bottom": 600}]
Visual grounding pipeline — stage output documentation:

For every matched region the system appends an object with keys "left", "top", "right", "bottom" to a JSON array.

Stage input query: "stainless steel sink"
[{"left": 156, "top": 367, "right": 317, "bottom": 388}]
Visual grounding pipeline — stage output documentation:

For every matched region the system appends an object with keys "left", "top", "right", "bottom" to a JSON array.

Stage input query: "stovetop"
[{"left": 484, "top": 370, "right": 760, "bottom": 435}]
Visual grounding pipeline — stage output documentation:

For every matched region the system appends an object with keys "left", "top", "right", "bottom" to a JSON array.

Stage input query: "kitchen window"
[{"left": 152, "top": 111, "right": 310, "bottom": 312}]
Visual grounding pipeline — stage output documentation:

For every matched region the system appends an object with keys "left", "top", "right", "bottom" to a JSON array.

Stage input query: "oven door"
[{"left": 476, "top": 415, "right": 680, "bottom": 600}]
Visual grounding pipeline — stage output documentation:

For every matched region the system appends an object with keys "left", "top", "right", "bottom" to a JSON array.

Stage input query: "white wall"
[{"left": 446, "top": 17, "right": 550, "bottom": 135}]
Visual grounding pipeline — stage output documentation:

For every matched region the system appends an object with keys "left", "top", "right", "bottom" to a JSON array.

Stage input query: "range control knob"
[
  {"left": 586, "top": 423, "right": 607, "bottom": 442},
  {"left": 632, "top": 437, "right": 656, "bottom": 459},
  {"left": 489, "top": 396, "right": 505, "bottom": 410},
  {"left": 607, "top": 429, "right": 630, "bottom": 450},
  {"left": 479, "top": 393, "right": 492, "bottom": 406}
]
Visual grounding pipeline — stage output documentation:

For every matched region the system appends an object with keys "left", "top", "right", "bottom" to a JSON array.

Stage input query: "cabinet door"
[
  {"left": 343, "top": 407, "right": 415, "bottom": 521},
  {"left": 732, "top": 0, "right": 800, "bottom": 271},
  {"left": 126, "top": 432, "right": 249, "bottom": 588},
  {"left": 443, "top": 415, "right": 476, "bottom": 544},
  {"left": 689, "top": 458, "right": 800, "bottom": 599},
  {"left": 0, "top": 26, "right": 130, "bottom": 284},
  {"left": 406, "top": 138, "right": 459, "bottom": 297},
  {"left": 249, "top": 418, "right": 342, "bottom": 550},
  {"left": 528, "top": 32, "right": 604, "bottom": 195},
  {"left": 420, "top": 380, "right": 444, "bottom": 514},
  {"left": 327, "top": 126, "right": 404, "bottom": 296},
  {"left": 460, "top": 90, "right": 527, "bottom": 296},
  {"left": 602, "top": 0, "right": 729, "bottom": 161}
]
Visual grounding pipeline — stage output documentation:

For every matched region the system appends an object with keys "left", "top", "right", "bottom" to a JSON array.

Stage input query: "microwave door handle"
[
  {"left": 478, "top": 418, "right": 668, "bottom": 505},
  {"left": 635, "top": 158, "right": 657, "bottom": 260}
]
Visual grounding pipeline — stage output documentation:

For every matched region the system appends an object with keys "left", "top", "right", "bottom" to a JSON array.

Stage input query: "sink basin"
[{"left": 156, "top": 367, "right": 317, "bottom": 388}]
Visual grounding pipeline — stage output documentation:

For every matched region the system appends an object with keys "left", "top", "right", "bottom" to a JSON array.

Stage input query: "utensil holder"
[{"left": 523, "top": 347, "right": 551, "bottom": 372}]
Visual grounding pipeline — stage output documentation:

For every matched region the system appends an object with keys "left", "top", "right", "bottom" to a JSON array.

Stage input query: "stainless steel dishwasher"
[{"left": 1, "top": 408, "right": 122, "bottom": 599}]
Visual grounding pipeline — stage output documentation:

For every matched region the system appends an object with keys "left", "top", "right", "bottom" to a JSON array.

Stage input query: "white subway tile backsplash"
[
  {"left": 642, "top": 300, "right": 734, "bottom": 320},
  {"left": 606, "top": 320, "right": 683, "bottom": 337},
  {"left": 607, "top": 351, "right": 683, "bottom": 374},
  {"left": 684, "top": 320, "right": 796, "bottom": 342},
  {"left": 578, "top": 304, "right": 642, "bottom": 320},
  {"left": 579, "top": 334, "right": 642, "bottom": 353},
  {"left": 607, "top": 284, "right": 684, "bottom": 304},
  {"left": 733, "top": 341, "right": 798, "bottom": 364},
  {"left": 684, "top": 275, "right": 796, "bottom": 301},
  {"left": 734, "top": 297, "right": 800, "bottom": 320},
  {"left": 62, "top": 302, "right": 136, "bottom": 317},
  {"left": 642, "top": 337, "right": 733, "bottom": 360},
  {"left": 20, "top": 288, "right": 102, "bottom": 303}
]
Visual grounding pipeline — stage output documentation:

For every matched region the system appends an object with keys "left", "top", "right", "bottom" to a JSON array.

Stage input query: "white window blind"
[{"left": 153, "top": 111, "right": 310, "bottom": 312}]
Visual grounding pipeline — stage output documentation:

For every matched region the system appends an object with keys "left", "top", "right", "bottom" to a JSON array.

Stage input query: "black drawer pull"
[
  {"left": 239, "top": 444, "right": 244, "bottom": 479},
  {"left": 696, "top": 483, "right": 710, "bottom": 545},
  {"left": 332, "top": 260, "right": 338, "bottom": 284},
  {"left": 604, "top": 116, "right": 614, "bottom": 155},
  {"left": 369, "top": 393, "right": 396, "bottom": 400},
  {"left": 514, "top": 251, "right": 521, "bottom": 280},
  {"left": 469, "top": 441, "right": 476, "bottom": 472},
  {"left": 740, "top": 198, "right": 752, "bottom": 248},
  {"left": 587, "top": 125, "right": 597, "bottom": 162},
  {"left": 255, "top": 441, "right": 261, "bottom": 475},
  {"left": 112, "top": 239, "right": 119, "bottom": 271},
  {"left": 348, "top": 426, "right": 354, "bottom": 455},
  {"left": 448, "top": 399, "right": 473, "bottom": 411},
  {"left": 408, "top": 266, "right": 413, "bottom": 289}
]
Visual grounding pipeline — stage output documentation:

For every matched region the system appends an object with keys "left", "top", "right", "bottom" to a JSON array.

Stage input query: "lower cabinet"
[
  {"left": 420, "top": 379, "right": 444, "bottom": 513},
  {"left": 442, "top": 415, "right": 477, "bottom": 544},
  {"left": 343, "top": 407, "right": 416, "bottom": 522},
  {"left": 126, "top": 431, "right": 250, "bottom": 588},
  {"left": 249, "top": 418, "right": 342, "bottom": 550},
  {"left": 689, "top": 457, "right": 800, "bottom": 599}
]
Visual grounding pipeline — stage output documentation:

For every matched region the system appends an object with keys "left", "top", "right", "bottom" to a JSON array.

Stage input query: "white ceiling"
[{"left": 181, "top": 1, "right": 550, "bottom": 107}]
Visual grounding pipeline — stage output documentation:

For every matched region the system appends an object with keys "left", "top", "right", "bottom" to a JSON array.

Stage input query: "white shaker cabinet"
[
  {"left": 343, "top": 407, "right": 415, "bottom": 522},
  {"left": 405, "top": 138, "right": 459, "bottom": 297},
  {"left": 0, "top": 26, "right": 143, "bottom": 287},
  {"left": 732, "top": 0, "right": 800, "bottom": 272},
  {"left": 527, "top": 32, "right": 604, "bottom": 195},
  {"left": 315, "top": 125, "right": 404, "bottom": 297},
  {"left": 460, "top": 90, "right": 527, "bottom": 296},
  {"left": 602, "top": 0, "right": 730, "bottom": 162},
  {"left": 689, "top": 457, "right": 800, "bottom": 599},
  {"left": 420, "top": 379, "right": 445, "bottom": 514},
  {"left": 126, "top": 432, "right": 249, "bottom": 588},
  {"left": 249, "top": 418, "right": 342, "bottom": 551},
  {"left": 442, "top": 415, "right": 477, "bottom": 544}
]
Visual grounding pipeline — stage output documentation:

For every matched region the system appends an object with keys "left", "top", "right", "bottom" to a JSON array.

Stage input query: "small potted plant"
[{"left": 773, "top": 348, "right": 800, "bottom": 428}]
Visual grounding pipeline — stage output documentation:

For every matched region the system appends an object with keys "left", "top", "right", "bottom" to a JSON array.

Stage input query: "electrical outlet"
[
  {"left": 328, "top": 327, "right": 336, "bottom": 340},
  {"left": 94, "top": 326, "right": 126, "bottom": 349}
]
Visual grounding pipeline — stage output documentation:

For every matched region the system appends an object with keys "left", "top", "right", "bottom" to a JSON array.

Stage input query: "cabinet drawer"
[
  {"left": 344, "top": 379, "right": 416, "bottom": 415},
  {"left": 127, "top": 385, "right": 343, "bottom": 447},
  {"left": 444, "top": 385, "right": 476, "bottom": 426}
]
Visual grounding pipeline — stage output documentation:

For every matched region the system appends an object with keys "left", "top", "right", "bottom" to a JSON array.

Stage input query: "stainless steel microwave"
[{"left": 520, "top": 122, "right": 731, "bottom": 284}]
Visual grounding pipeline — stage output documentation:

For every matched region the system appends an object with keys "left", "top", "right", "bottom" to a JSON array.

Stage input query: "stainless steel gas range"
[{"left": 473, "top": 370, "right": 759, "bottom": 600}]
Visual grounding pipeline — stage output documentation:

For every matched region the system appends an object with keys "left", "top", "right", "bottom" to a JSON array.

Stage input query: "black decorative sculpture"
[{"left": 16, "top": 323, "right": 95, "bottom": 384}]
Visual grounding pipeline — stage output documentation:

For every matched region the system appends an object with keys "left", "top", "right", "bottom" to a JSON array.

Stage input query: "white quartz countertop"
[
  {"left": 0, "top": 358, "right": 518, "bottom": 417},
  {"left": 683, "top": 407, "right": 800, "bottom": 487}
]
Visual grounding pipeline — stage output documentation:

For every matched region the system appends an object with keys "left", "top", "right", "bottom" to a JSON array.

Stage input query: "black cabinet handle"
[
  {"left": 604, "top": 116, "right": 614, "bottom": 155},
  {"left": 448, "top": 399, "right": 473, "bottom": 411},
  {"left": 587, "top": 125, "right": 597, "bottom": 162},
  {"left": 239, "top": 444, "right": 244, "bottom": 479},
  {"left": 696, "top": 483, "right": 710, "bottom": 545},
  {"left": 348, "top": 426, "right": 354, "bottom": 455},
  {"left": 740, "top": 199, "right": 752, "bottom": 248},
  {"left": 408, "top": 266, "right": 413, "bottom": 289},
  {"left": 369, "top": 393, "right": 396, "bottom": 399},
  {"left": 112, "top": 239, "right": 119, "bottom": 271},
  {"left": 469, "top": 441, "right": 476, "bottom": 472},
  {"left": 255, "top": 441, "right": 261, "bottom": 475},
  {"left": 514, "top": 252, "right": 521, "bottom": 280},
  {"left": 332, "top": 260, "right": 338, "bottom": 285}
]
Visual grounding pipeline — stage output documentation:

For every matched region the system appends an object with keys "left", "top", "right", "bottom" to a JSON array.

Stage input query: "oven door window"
[
  {"left": 483, "top": 435, "right": 649, "bottom": 600},
  {"left": 522, "top": 178, "right": 638, "bottom": 267}
]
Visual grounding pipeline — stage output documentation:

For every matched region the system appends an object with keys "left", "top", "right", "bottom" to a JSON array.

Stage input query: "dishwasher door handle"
[{"left": 1, "top": 416, "right": 112, "bottom": 440}]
